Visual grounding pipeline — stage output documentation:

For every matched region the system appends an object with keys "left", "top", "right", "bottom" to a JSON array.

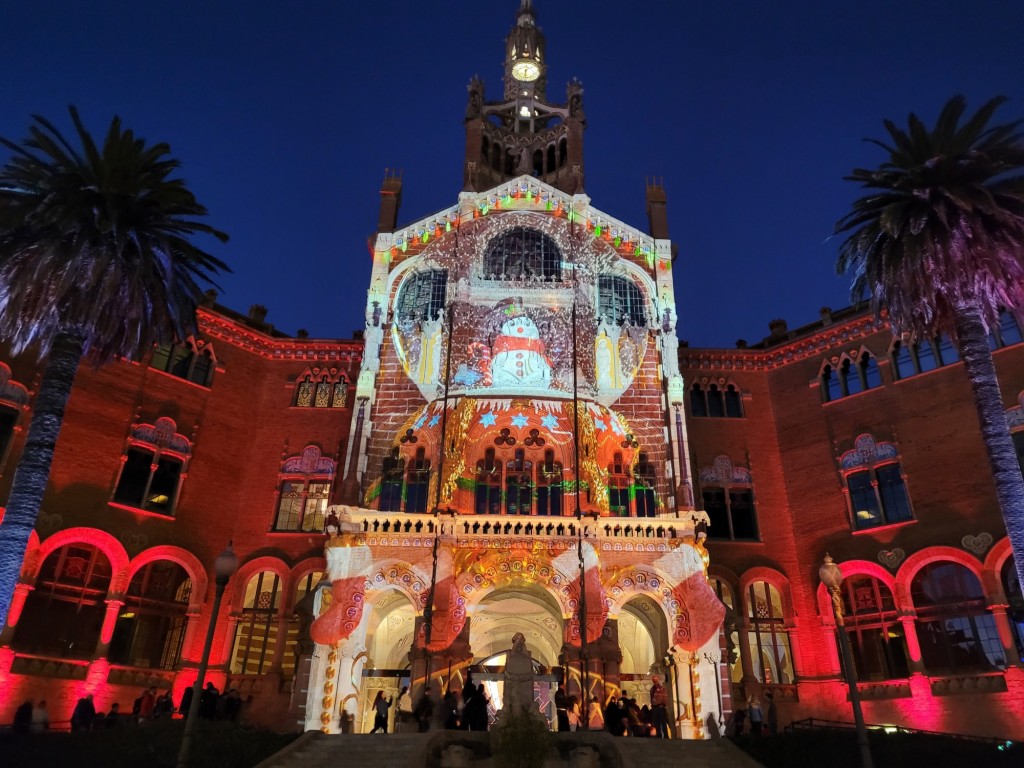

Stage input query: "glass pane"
[
  {"left": 862, "top": 355, "right": 881, "bottom": 389},
  {"left": 303, "top": 482, "right": 331, "bottom": 530},
  {"left": 275, "top": 481, "right": 304, "bottom": 530},
  {"left": 1013, "top": 433, "right": 1024, "bottom": 477},
  {"left": 893, "top": 342, "right": 916, "bottom": 379},
  {"left": 848, "top": 472, "right": 881, "bottom": 529},
  {"left": 484, "top": 228, "right": 562, "bottom": 281},
  {"left": 707, "top": 385, "right": 725, "bottom": 418},
  {"left": 150, "top": 344, "right": 172, "bottom": 372},
  {"left": 936, "top": 335, "right": 959, "bottom": 365},
  {"left": 999, "top": 310, "right": 1022, "bottom": 346},
  {"left": 148, "top": 456, "right": 182, "bottom": 513},
  {"left": 825, "top": 367, "right": 843, "bottom": 401},
  {"left": 332, "top": 382, "right": 347, "bottom": 408},
  {"left": 729, "top": 489, "right": 758, "bottom": 540},
  {"left": 314, "top": 381, "right": 331, "bottom": 408},
  {"left": 114, "top": 448, "right": 154, "bottom": 507},
  {"left": 725, "top": 386, "right": 743, "bottom": 418},
  {"left": 842, "top": 359, "right": 862, "bottom": 395},
  {"left": 190, "top": 352, "right": 212, "bottom": 386},
  {"left": 690, "top": 385, "right": 707, "bottom": 417},
  {"left": 703, "top": 489, "right": 729, "bottom": 539},
  {"left": 295, "top": 380, "right": 314, "bottom": 407},
  {"left": 915, "top": 341, "right": 937, "bottom": 373},
  {"left": 876, "top": 464, "right": 912, "bottom": 523}
]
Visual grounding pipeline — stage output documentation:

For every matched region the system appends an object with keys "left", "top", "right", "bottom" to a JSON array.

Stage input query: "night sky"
[{"left": 3, "top": 1, "right": 1022, "bottom": 348}]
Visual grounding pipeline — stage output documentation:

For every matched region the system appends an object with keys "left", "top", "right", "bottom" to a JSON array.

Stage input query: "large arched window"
[
  {"left": 13, "top": 543, "right": 112, "bottom": 659},
  {"left": 1002, "top": 557, "right": 1024, "bottom": 659},
  {"left": 821, "top": 352, "right": 881, "bottom": 402},
  {"left": 405, "top": 447, "right": 431, "bottom": 513},
  {"left": 597, "top": 275, "right": 646, "bottom": 327},
  {"left": 396, "top": 269, "right": 448, "bottom": 327},
  {"left": 379, "top": 448, "right": 406, "bottom": 512},
  {"left": 912, "top": 562, "right": 1002, "bottom": 673},
  {"left": 483, "top": 228, "right": 562, "bottom": 281},
  {"left": 536, "top": 450, "right": 563, "bottom": 516},
  {"left": 475, "top": 448, "right": 502, "bottom": 515},
  {"left": 891, "top": 336, "right": 959, "bottom": 379},
  {"left": 745, "top": 581, "right": 793, "bottom": 684},
  {"left": 836, "top": 575, "right": 908, "bottom": 680},
  {"left": 109, "top": 561, "right": 191, "bottom": 670},
  {"left": 284, "top": 570, "right": 325, "bottom": 678},
  {"left": 505, "top": 449, "right": 533, "bottom": 515},
  {"left": 232, "top": 571, "right": 283, "bottom": 675}
]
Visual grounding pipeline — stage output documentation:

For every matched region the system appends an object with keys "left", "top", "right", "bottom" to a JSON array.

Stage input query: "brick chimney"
[{"left": 377, "top": 169, "right": 403, "bottom": 233}]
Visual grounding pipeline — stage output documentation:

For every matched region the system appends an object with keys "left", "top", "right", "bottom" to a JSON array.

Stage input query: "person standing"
[
  {"left": 397, "top": 686, "right": 413, "bottom": 733},
  {"left": 554, "top": 684, "right": 570, "bottom": 732},
  {"left": 199, "top": 682, "right": 219, "bottom": 720},
  {"left": 31, "top": 700, "right": 49, "bottom": 733},
  {"left": 587, "top": 695, "right": 604, "bottom": 731},
  {"left": 70, "top": 694, "right": 95, "bottom": 732},
  {"left": 13, "top": 700, "right": 32, "bottom": 734},
  {"left": 137, "top": 686, "right": 157, "bottom": 723},
  {"left": 765, "top": 691, "right": 778, "bottom": 736},
  {"left": 650, "top": 675, "right": 668, "bottom": 738},
  {"left": 566, "top": 695, "right": 580, "bottom": 732},
  {"left": 414, "top": 686, "right": 434, "bottom": 733},
  {"left": 369, "top": 690, "right": 393, "bottom": 734},
  {"left": 105, "top": 703, "right": 121, "bottom": 728},
  {"left": 747, "top": 695, "right": 764, "bottom": 736}
]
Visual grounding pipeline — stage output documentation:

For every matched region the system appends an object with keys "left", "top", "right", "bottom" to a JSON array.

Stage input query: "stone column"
[
  {"left": 988, "top": 604, "right": 1023, "bottom": 668},
  {"left": 94, "top": 596, "right": 125, "bottom": 657},
  {"left": 670, "top": 648, "right": 700, "bottom": 739},
  {"left": 898, "top": 613, "right": 926, "bottom": 675}
]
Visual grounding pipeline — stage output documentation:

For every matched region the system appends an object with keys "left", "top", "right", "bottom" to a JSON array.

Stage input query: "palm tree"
[
  {"left": 836, "top": 95, "right": 1024, "bottom": 592},
  {"left": 0, "top": 107, "right": 228, "bottom": 627}
]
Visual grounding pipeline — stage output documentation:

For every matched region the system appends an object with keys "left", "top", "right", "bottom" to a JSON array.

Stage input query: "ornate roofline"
[
  {"left": 197, "top": 308, "right": 362, "bottom": 363},
  {"left": 680, "top": 314, "right": 884, "bottom": 373}
]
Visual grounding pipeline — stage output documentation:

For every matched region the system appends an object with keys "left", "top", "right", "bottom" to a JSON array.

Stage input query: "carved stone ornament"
[
  {"left": 961, "top": 532, "right": 994, "bottom": 555},
  {"left": 877, "top": 548, "right": 905, "bottom": 570}
]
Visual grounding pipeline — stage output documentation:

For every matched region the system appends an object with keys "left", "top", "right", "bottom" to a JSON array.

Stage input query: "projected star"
[
  {"left": 541, "top": 414, "right": 559, "bottom": 430},
  {"left": 511, "top": 413, "right": 529, "bottom": 428},
  {"left": 429, "top": 414, "right": 441, "bottom": 427},
  {"left": 480, "top": 412, "right": 497, "bottom": 428},
  {"left": 594, "top": 418, "right": 607, "bottom": 431}
]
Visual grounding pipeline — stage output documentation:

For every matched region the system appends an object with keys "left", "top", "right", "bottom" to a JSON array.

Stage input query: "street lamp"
[
  {"left": 819, "top": 554, "right": 874, "bottom": 768},
  {"left": 177, "top": 543, "right": 239, "bottom": 768}
]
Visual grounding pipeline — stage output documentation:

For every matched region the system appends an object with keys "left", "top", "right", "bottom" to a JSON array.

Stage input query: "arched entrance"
[
  {"left": 358, "top": 589, "right": 416, "bottom": 733},
  {"left": 467, "top": 586, "right": 565, "bottom": 726},
  {"left": 619, "top": 595, "right": 675, "bottom": 730}
]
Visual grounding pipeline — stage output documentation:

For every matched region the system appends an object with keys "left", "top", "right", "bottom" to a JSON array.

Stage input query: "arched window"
[
  {"left": 690, "top": 382, "right": 743, "bottom": 418},
  {"left": 558, "top": 138, "right": 567, "bottom": 167},
  {"left": 912, "top": 562, "right": 1002, "bottom": 673},
  {"left": 232, "top": 571, "right": 282, "bottom": 675},
  {"left": 607, "top": 452, "right": 630, "bottom": 517},
  {"left": 821, "top": 352, "right": 880, "bottom": 402},
  {"left": 109, "top": 561, "right": 191, "bottom": 670},
  {"left": 475, "top": 448, "right": 502, "bottom": 515},
  {"left": 379, "top": 448, "right": 406, "bottom": 512},
  {"left": 405, "top": 447, "right": 431, "bottom": 513},
  {"left": 150, "top": 339, "right": 215, "bottom": 387},
  {"left": 113, "top": 417, "right": 190, "bottom": 516},
  {"left": 836, "top": 575, "right": 908, "bottom": 680},
  {"left": 700, "top": 456, "right": 758, "bottom": 541},
  {"left": 689, "top": 383, "right": 708, "bottom": 418},
  {"left": 546, "top": 144, "right": 556, "bottom": 174},
  {"left": 284, "top": 570, "right": 325, "bottom": 678},
  {"left": 536, "top": 449, "right": 563, "bottom": 516},
  {"left": 483, "top": 228, "right": 562, "bottom": 281},
  {"left": 745, "top": 581, "right": 793, "bottom": 684},
  {"left": 990, "top": 308, "right": 1023, "bottom": 349},
  {"left": 711, "top": 578, "right": 743, "bottom": 683},
  {"left": 839, "top": 434, "right": 912, "bottom": 530},
  {"left": 891, "top": 336, "right": 960, "bottom": 380},
  {"left": 505, "top": 449, "right": 533, "bottom": 515},
  {"left": 1002, "top": 557, "right": 1024, "bottom": 659},
  {"left": 396, "top": 269, "right": 448, "bottom": 327},
  {"left": 273, "top": 446, "right": 335, "bottom": 532},
  {"left": 633, "top": 452, "right": 657, "bottom": 518},
  {"left": 597, "top": 275, "right": 646, "bottom": 327},
  {"left": 13, "top": 543, "right": 111, "bottom": 658}
]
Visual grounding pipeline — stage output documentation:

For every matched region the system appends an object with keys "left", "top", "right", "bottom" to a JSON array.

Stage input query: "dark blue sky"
[{"left": 3, "top": 1, "right": 1022, "bottom": 348}]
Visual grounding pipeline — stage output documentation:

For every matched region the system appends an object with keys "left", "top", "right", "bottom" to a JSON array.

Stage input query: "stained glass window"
[
  {"left": 839, "top": 575, "right": 908, "bottom": 681},
  {"left": 380, "top": 449, "right": 406, "bottom": 512},
  {"left": 232, "top": 571, "right": 282, "bottom": 675},
  {"left": 151, "top": 341, "right": 214, "bottom": 386},
  {"left": 405, "top": 448, "right": 430, "bottom": 513},
  {"left": 536, "top": 450, "right": 563, "bottom": 515},
  {"left": 745, "top": 581, "right": 793, "bottom": 684},
  {"left": 484, "top": 228, "right": 562, "bottom": 281},
  {"left": 332, "top": 382, "right": 348, "bottom": 408},
  {"left": 296, "top": 379, "right": 314, "bottom": 407}
]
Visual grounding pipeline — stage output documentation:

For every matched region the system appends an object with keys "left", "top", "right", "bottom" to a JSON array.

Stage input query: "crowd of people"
[
  {"left": 727, "top": 692, "right": 778, "bottom": 738},
  {"left": 7, "top": 682, "right": 250, "bottom": 734}
]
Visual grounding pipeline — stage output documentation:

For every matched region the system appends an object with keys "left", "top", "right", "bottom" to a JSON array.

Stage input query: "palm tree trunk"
[
  {"left": 0, "top": 330, "right": 85, "bottom": 629},
  {"left": 954, "top": 305, "right": 1024, "bottom": 594}
]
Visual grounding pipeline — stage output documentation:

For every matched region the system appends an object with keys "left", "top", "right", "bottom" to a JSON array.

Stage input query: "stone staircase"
[{"left": 257, "top": 731, "right": 764, "bottom": 768}]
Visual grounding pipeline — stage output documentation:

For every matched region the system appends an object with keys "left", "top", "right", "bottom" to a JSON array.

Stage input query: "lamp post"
[
  {"left": 177, "top": 543, "right": 239, "bottom": 768},
  {"left": 819, "top": 554, "right": 873, "bottom": 768}
]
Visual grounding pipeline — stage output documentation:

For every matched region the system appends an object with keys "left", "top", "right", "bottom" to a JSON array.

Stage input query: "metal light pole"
[
  {"left": 177, "top": 544, "right": 239, "bottom": 768},
  {"left": 819, "top": 554, "right": 874, "bottom": 768}
]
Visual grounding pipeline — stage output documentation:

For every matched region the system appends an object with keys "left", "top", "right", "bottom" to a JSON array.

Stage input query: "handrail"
[{"left": 783, "top": 716, "right": 1020, "bottom": 747}]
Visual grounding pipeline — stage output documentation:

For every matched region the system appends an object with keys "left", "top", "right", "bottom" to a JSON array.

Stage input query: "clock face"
[{"left": 511, "top": 60, "right": 540, "bottom": 82}]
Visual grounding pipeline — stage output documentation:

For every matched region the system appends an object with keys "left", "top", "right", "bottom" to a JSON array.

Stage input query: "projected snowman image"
[{"left": 490, "top": 313, "right": 552, "bottom": 388}]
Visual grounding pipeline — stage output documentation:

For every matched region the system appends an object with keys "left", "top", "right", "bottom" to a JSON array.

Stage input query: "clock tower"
[{"left": 464, "top": 0, "right": 586, "bottom": 194}]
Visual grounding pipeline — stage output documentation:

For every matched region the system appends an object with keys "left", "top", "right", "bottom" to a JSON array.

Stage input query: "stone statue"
[{"left": 501, "top": 633, "right": 535, "bottom": 717}]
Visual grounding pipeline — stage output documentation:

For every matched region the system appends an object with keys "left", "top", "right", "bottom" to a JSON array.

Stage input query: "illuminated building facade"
[{"left": 1, "top": 0, "right": 1023, "bottom": 741}]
